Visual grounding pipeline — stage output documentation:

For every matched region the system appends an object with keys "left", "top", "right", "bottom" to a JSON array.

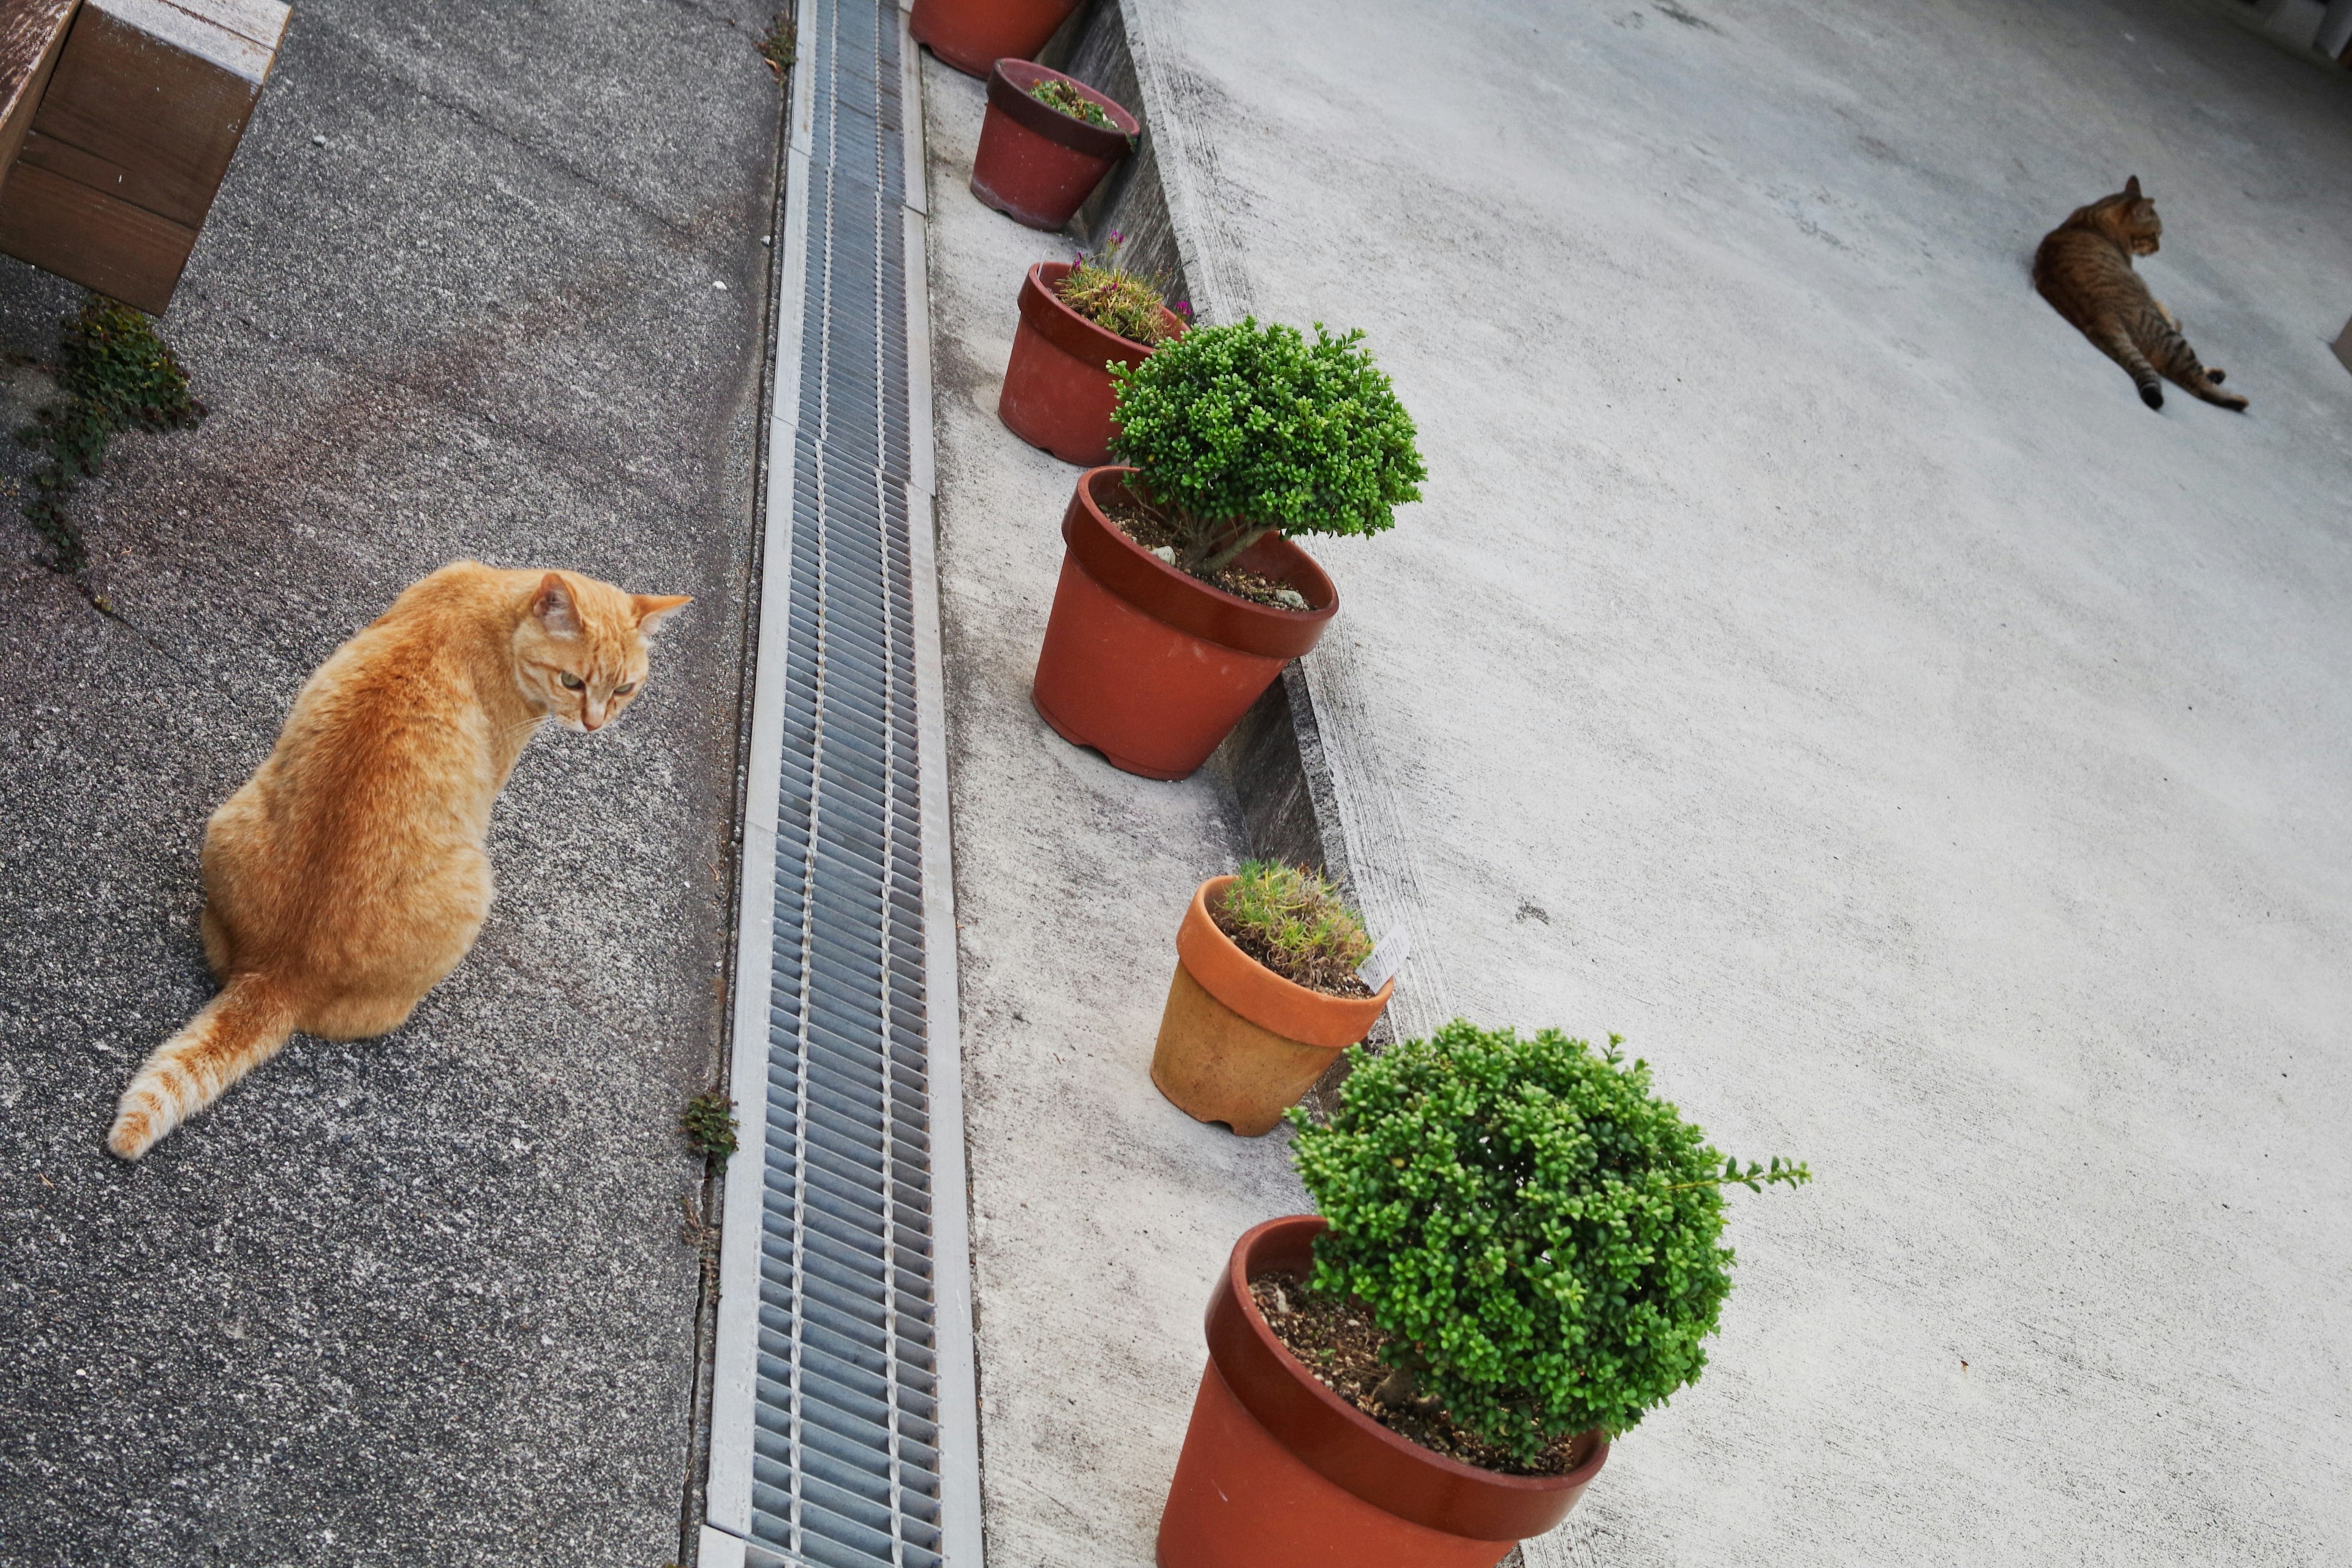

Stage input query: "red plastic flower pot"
[
  {"left": 908, "top": 0, "right": 1079, "bottom": 78},
  {"left": 1031, "top": 468, "right": 1336, "bottom": 781},
  {"left": 971, "top": 59, "right": 1137, "bottom": 231},
  {"left": 1000, "top": 261, "right": 1186, "bottom": 467},
  {"left": 1157, "top": 1216, "right": 1610, "bottom": 1568}
]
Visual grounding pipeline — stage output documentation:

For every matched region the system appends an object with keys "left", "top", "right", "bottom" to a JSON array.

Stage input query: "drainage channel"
[{"left": 702, "top": 2, "right": 978, "bottom": 1566}]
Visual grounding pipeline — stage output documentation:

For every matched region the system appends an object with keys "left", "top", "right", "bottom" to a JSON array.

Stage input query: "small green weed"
[
  {"left": 14, "top": 293, "right": 206, "bottom": 572},
  {"left": 1028, "top": 77, "right": 1118, "bottom": 131},
  {"left": 756, "top": 12, "right": 796, "bottom": 75},
  {"left": 680, "top": 1090, "right": 740, "bottom": 1164},
  {"left": 1054, "top": 231, "right": 1181, "bottom": 347},
  {"left": 1213, "top": 861, "right": 1374, "bottom": 995}
]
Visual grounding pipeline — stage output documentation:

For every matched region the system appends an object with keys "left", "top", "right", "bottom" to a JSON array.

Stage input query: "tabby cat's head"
[
  {"left": 512, "top": 571, "right": 692, "bottom": 733},
  {"left": 2077, "top": 175, "right": 2162, "bottom": 257}
]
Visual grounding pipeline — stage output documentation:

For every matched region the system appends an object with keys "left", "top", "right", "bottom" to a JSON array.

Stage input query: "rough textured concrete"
[
  {"left": 918, "top": 55, "right": 1315, "bottom": 1568},
  {"left": 0, "top": 3, "right": 782, "bottom": 1562},
  {"left": 1106, "top": 0, "right": 2352, "bottom": 1562}
]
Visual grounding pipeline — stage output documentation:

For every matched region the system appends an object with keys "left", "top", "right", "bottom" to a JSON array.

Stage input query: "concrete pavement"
[
  {"left": 1118, "top": 0, "right": 2352, "bottom": 1561},
  {"left": 0, "top": 2, "right": 782, "bottom": 1561},
  {"left": 929, "top": 0, "right": 2352, "bottom": 1562}
]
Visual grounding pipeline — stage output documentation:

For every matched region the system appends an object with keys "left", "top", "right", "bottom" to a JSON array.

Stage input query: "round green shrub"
[
  {"left": 1109, "top": 318, "right": 1423, "bottom": 556},
  {"left": 1289, "top": 1021, "right": 1807, "bottom": 1465}
]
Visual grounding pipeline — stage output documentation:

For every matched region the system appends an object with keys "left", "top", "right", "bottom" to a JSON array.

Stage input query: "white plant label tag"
[{"left": 1356, "top": 925, "right": 1412, "bottom": 993}]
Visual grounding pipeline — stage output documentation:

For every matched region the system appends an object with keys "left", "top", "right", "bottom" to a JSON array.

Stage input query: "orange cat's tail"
[{"left": 107, "top": 975, "right": 296, "bottom": 1161}]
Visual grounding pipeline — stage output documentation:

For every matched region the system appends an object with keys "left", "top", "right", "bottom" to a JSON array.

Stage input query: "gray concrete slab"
[
  {"left": 0, "top": 2, "right": 783, "bottom": 1562},
  {"left": 1108, "top": 0, "right": 2352, "bottom": 1562},
  {"left": 917, "top": 54, "right": 1319, "bottom": 1568}
]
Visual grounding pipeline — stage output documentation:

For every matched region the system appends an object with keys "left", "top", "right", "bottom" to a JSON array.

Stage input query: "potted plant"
[
  {"left": 971, "top": 61, "right": 1139, "bottom": 230},
  {"left": 1158, "top": 1023, "right": 1811, "bottom": 1567},
  {"left": 909, "top": 0, "right": 1080, "bottom": 78},
  {"left": 1030, "top": 318, "right": 1423, "bottom": 780},
  {"left": 1001, "top": 233, "right": 1189, "bottom": 466},
  {"left": 1152, "top": 863, "right": 1390, "bottom": 1136}
]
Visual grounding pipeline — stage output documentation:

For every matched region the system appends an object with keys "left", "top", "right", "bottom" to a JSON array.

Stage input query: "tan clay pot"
[{"left": 1151, "top": 876, "right": 1393, "bottom": 1136}]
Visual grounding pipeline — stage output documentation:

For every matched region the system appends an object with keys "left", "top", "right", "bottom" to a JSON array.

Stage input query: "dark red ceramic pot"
[
  {"left": 1000, "top": 262, "right": 1186, "bottom": 467},
  {"left": 1032, "top": 469, "right": 1335, "bottom": 781},
  {"left": 908, "top": 0, "right": 1079, "bottom": 78},
  {"left": 1157, "top": 1216, "right": 1610, "bottom": 1568},
  {"left": 971, "top": 59, "right": 1136, "bottom": 231}
]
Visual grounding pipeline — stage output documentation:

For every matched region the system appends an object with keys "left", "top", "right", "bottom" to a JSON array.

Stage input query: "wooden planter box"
[{"left": 0, "top": 0, "right": 290, "bottom": 314}]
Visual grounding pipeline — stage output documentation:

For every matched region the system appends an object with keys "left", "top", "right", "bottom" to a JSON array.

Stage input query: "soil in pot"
[
  {"left": 1249, "top": 1272, "right": 1586, "bottom": 1477},
  {"left": 1104, "top": 494, "right": 1315, "bottom": 612}
]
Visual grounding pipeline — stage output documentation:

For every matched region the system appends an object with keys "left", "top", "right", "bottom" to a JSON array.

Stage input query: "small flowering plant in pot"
[
  {"left": 1157, "top": 1023, "right": 1811, "bottom": 1568},
  {"left": 998, "top": 233, "right": 1189, "bottom": 467},
  {"left": 1150, "top": 862, "right": 1390, "bottom": 1136},
  {"left": 1029, "top": 318, "right": 1423, "bottom": 780},
  {"left": 971, "top": 59, "right": 1138, "bottom": 230}
]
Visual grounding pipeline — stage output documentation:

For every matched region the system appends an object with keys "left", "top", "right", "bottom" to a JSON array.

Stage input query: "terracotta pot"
[
  {"left": 1031, "top": 468, "right": 1336, "bottom": 781},
  {"left": 1158, "top": 1216, "right": 1610, "bottom": 1568},
  {"left": 971, "top": 59, "right": 1137, "bottom": 231},
  {"left": 1152, "top": 876, "right": 1391, "bottom": 1136},
  {"left": 1000, "top": 262, "right": 1186, "bottom": 467},
  {"left": 908, "top": 0, "right": 1079, "bottom": 77}
]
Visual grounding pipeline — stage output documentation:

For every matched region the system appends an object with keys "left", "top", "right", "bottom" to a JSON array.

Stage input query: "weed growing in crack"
[
  {"left": 680, "top": 1191, "right": 722, "bottom": 1287},
  {"left": 757, "top": 12, "right": 796, "bottom": 75},
  {"left": 14, "top": 293, "right": 206, "bottom": 573},
  {"left": 680, "top": 1089, "right": 741, "bottom": 1164}
]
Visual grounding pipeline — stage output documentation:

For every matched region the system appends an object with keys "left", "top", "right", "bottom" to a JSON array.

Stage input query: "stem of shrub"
[
  {"left": 1373, "top": 1362, "right": 1417, "bottom": 1408},
  {"left": 1193, "top": 524, "right": 1276, "bottom": 576}
]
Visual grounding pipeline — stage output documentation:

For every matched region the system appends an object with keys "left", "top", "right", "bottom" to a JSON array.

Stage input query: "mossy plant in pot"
[
  {"left": 1158, "top": 1022, "right": 1811, "bottom": 1567},
  {"left": 1030, "top": 318, "right": 1424, "bottom": 780},
  {"left": 998, "top": 234, "right": 1189, "bottom": 467},
  {"left": 1150, "top": 862, "right": 1391, "bottom": 1136}
]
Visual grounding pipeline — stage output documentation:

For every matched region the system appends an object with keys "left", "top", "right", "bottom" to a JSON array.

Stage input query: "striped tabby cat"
[{"left": 2033, "top": 176, "right": 2247, "bottom": 413}]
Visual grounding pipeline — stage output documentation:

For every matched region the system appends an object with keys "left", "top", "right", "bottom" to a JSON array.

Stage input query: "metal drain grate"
[{"left": 707, "top": 2, "right": 976, "bottom": 1564}]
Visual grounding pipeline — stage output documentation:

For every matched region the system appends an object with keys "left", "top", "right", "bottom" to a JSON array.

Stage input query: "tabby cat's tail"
[{"left": 107, "top": 974, "right": 296, "bottom": 1161}]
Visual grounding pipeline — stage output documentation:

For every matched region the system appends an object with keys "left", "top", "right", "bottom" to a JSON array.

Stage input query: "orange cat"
[{"left": 107, "top": 562, "right": 690, "bottom": 1160}]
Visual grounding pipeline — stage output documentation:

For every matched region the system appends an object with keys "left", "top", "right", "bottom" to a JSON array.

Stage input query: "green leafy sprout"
[
  {"left": 1109, "top": 318, "right": 1423, "bottom": 579},
  {"left": 756, "top": 13, "right": 795, "bottom": 75},
  {"left": 1027, "top": 77, "right": 1118, "bottom": 131},
  {"left": 1214, "top": 860, "right": 1373, "bottom": 993},
  {"left": 14, "top": 293, "right": 206, "bottom": 572},
  {"left": 1288, "top": 1022, "right": 1809, "bottom": 1466},
  {"left": 680, "top": 1090, "right": 741, "bottom": 1165}
]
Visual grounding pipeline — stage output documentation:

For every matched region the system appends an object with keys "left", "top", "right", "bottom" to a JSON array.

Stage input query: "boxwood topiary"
[
  {"left": 1108, "top": 318, "right": 1423, "bottom": 580},
  {"left": 1288, "top": 1021, "right": 1808, "bottom": 1468}
]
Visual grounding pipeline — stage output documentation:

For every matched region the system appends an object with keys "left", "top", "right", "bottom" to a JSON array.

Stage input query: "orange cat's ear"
[
  {"left": 2123, "top": 175, "right": 2141, "bottom": 198},
  {"left": 633, "top": 594, "right": 693, "bottom": 636},
  {"left": 531, "top": 572, "right": 581, "bottom": 635}
]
